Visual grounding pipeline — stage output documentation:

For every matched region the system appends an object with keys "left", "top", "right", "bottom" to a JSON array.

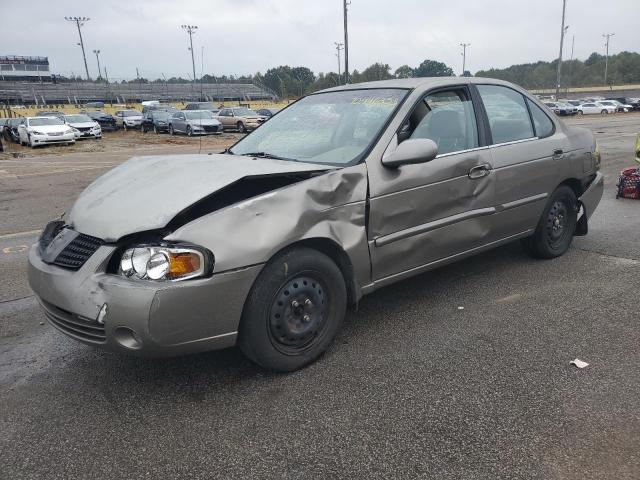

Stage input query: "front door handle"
[{"left": 468, "top": 163, "right": 492, "bottom": 179}]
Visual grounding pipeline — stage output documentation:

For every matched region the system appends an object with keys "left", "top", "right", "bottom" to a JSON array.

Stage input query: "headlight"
[
  {"left": 157, "top": 121, "right": 167, "bottom": 125},
  {"left": 119, "top": 245, "right": 211, "bottom": 281},
  {"left": 31, "top": 130, "right": 44, "bottom": 135}
]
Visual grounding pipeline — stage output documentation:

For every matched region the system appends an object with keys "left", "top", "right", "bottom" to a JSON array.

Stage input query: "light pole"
[
  {"left": 181, "top": 25, "right": 198, "bottom": 84},
  {"left": 460, "top": 43, "right": 470, "bottom": 76},
  {"left": 555, "top": 0, "right": 567, "bottom": 100},
  {"left": 93, "top": 49, "right": 101, "bottom": 80},
  {"left": 335, "top": 42, "right": 344, "bottom": 80},
  {"left": 602, "top": 33, "right": 615, "bottom": 86},
  {"left": 343, "top": 0, "right": 350, "bottom": 84},
  {"left": 65, "top": 16, "right": 91, "bottom": 81}
]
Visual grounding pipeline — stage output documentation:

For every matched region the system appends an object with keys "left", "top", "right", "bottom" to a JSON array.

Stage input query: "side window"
[
  {"left": 526, "top": 99, "right": 554, "bottom": 138},
  {"left": 477, "top": 85, "right": 534, "bottom": 145},
  {"left": 404, "top": 89, "right": 478, "bottom": 155}
]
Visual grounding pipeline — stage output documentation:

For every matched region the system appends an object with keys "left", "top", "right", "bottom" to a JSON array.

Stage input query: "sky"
[{"left": 1, "top": 0, "right": 638, "bottom": 81}]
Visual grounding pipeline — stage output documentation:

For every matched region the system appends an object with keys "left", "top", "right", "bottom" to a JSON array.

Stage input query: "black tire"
[
  {"left": 187, "top": 126, "right": 193, "bottom": 137},
  {"left": 153, "top": 125, "right": 158, "bottom": 134},
  {"left": 239, "top": 247, "right": 347, "bottom": 372},
  {"left": 169, "top": 124, "right": 175, "bottom": 135},
  {"left": 521, "top": 185, "right": 578, "bottom": 259},
  {"left": 123, "top": 123, "right": 128, "bottom": 131},
  {"left": 601, "top": 110, "right": 608, "bottom": 115},
  {"left": 577, "top": 111, "right": 583, "bottom": 115},
  {"left": 141, "top": 124, "right": 147, "bottom": 133},
  {"left": 237, "top": 122, "right": 246, "bottom": 133}
]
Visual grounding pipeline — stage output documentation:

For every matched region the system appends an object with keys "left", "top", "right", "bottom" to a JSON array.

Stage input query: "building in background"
[{"left": 0, "top": 56, "right": 51, "bottom": 82}]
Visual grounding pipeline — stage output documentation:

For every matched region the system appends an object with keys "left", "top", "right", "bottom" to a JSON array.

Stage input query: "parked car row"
[
  {"left": 1, "top": 113, "right": 103, "bottom": 147},
  {"left": 544, "top": 96, "right": 640, "bottom": 116}
]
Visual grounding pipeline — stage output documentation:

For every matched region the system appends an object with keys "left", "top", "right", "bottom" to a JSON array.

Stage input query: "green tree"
[
  {"left": 414, "top": 60, "right": 454, "bottom": 77},
  {"left": 394, "top": 65, "right": 414, "bottom": 78}
]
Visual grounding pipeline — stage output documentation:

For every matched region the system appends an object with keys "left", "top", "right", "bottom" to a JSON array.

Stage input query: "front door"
[{"left": 367, "top": 86, "right": 496, "bottom": 282}]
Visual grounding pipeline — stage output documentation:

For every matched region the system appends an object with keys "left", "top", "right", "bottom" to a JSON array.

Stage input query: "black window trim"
[{"left": 525, "top": 97, "right": 556, "bottom": 139}]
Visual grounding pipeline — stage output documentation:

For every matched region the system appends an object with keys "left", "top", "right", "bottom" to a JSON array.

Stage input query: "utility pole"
[
  {"left": 64, "top": 17, "right": 91, "bottom": 81},
  {"left": 602, "top": 33, "right": 615, "bottom": 86},
  {"left": 343, "top": 0, "right": 350, "bottom": 84},
  {"left": 335, "top": 42, "right": 344, "bottom": 80},
  {"left": 181, "top": 25, "right": 198, "bottom": 84},
  {"left": 93, "top": 49, "right": 101, "bottom": 80},
  {"left": 566, "top": 35, "right": 575, "bottom": 94},
  {"left": 460, "top": 43, "right": 471, "bottom": 76},
  {"left": 555, "top": 0, "right": 567, "bottom": 100}
]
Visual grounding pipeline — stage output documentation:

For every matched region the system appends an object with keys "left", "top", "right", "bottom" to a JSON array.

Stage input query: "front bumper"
[
  {"left": 28, "top": 244, "right": 263, "bottom": 357},
  {"left": 31, "top": 132, "right": 76, "bottom": 145}
]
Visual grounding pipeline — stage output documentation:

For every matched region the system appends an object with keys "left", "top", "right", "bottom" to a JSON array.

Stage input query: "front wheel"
[
  {"left": 577, "top": 111, "right": 583, "bottom": 115},
  {"left": 521, "top": 185, "right": 578, "bottom": 259},
  {"left": 153, "top": 125, "right": 158, "bottom": 134},
  {"left": 186, "top": 126, "right": 193, "bottom": 137},
  {"left": 123, "top": 123, "right": 128, "bottom": 131},
  {"left": 169, "top": 124, "right": 175, "bottom": 135},
  {"left": 601, "top": 110, "right": 608, "bottom": 115},
  {"left": 237, "top": 122, "right": 246, "bottom": 133},
  {"left": 239, "top": 247, "right": 347, "bottom": 372}
]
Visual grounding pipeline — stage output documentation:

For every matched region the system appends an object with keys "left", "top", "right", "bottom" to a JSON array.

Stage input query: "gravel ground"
[{"left": 0, "top": 113, "right": 639, "bottom": 479}]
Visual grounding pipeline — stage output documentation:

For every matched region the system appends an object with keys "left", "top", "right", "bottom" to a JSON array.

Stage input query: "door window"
[
  {"left": 403, "top": 89, "right": 478, "bottom": 155},
  {"left": 477, "top": 85, "right": 534, "bottom": 144},
  {"left": 526, "top": 99, "right": 554, "bottom": 138}
]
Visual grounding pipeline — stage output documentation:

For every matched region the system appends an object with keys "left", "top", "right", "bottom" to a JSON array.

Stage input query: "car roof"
[{"left": 317, "top": 76, "right": 523, "bottom": 93}]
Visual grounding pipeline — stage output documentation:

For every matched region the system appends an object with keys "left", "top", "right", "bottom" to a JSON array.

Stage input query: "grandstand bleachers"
[{"left": 0, "top": 81, "right": 276, "bottom": 105}]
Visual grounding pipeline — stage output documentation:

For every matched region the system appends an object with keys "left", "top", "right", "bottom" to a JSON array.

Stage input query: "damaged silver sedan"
[{"left": 28, "top": 78, "right": 603, "bottom": 371}]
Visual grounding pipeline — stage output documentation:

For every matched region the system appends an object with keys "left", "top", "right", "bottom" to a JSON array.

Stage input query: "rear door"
[
  {"left": 473, "top": 84, "right": 565, "bottom": 240},
  {"left": 368, "top": 86, "right": 496, "bottom": 282}
]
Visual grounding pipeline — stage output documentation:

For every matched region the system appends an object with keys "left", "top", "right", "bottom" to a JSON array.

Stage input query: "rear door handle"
[
  {"left": 468, "top": 163, "right": 492, "bottom": 179},
  {"left": 553, "top": 149, "right": 564, "bottom": 159}
]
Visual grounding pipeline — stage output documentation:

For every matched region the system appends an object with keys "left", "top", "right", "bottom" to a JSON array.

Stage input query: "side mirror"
[{"left": 382, "top": 138, "right": 438, "bottom": 168}]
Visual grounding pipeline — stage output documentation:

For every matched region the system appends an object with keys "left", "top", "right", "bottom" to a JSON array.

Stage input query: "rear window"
[{"left": 526, "top": 99, "right": 554, "bottom": 138}]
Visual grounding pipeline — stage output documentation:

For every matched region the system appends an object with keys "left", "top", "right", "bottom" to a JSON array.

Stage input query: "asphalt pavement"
[{"left": 1, "top": 114, "right": 639, "bottom": 479}]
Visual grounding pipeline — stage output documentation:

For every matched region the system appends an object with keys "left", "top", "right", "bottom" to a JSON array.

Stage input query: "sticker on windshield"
[{"left": 351, "top": 96, "right": 399, "bottom": 106}]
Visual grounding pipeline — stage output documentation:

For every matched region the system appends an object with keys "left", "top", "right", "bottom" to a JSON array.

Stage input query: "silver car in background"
[
  {"left": 114, "top": 109, "right": 143, "bottom": 130},
  {"left": 63, "top": 114, "right": 102, "bottom": 139},
  {"left": 28, "top": 77, "right": 603, "bottom": 372},
  {"left": 168, "top": 110, "right": 223, "bottom": 136}
]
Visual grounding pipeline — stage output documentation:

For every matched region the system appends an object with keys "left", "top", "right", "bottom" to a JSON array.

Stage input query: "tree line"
[{"left": 54, "top": 51, "right": 640, "bottom": 97}]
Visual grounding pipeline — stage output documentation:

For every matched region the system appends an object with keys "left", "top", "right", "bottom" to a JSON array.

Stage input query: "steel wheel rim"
[
  {"left": 546, "top": 200, "right": 570, "bottom": 247},
  {"left": 268, "top": 274, "right": 328, "bottom": 354}
]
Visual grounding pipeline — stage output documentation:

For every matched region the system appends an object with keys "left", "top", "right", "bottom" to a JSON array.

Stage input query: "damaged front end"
[{"left": 28, "top": 153, "right": 370, "bottom": 356}]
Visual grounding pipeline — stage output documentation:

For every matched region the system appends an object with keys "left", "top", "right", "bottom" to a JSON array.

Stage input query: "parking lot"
[{"left": 1, "top": 113, "right": 639, "bottom": 478}]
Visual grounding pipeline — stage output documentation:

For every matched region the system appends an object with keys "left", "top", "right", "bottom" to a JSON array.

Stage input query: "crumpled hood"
[{"left": 67, "top": 154, "right": 332, "bottom": 242}]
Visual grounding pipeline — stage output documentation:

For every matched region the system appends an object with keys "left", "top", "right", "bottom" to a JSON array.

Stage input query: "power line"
[{"left": 64, "top": 16, "right": 91, "bottom": 81}]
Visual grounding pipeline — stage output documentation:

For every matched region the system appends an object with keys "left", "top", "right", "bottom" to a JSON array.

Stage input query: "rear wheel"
[
  {"left": 577, "top": 111, "right": 583, "bottom": 115},
  {"left": 239, "top": 247, "right": 347, "bottom": 372},
  {"left": 141, "top": 124, "right": 147, "bottom": 133},
  {"left": 601, "top": 110, "right": 608, "bottom": 115},
  {"left": 521, "top": 185, "right": 578, "bottom": 259},
  {"left": 187, "top": 126, "right": 193, "bottom": 137},
  {"left": 169, "top": 124, "right": 175, "bottom": 135},
  {"left": 123, "top": 123, "right": 128, "bottom": 131},
  {"left": 237, "top": 122, "right": 246, "bottom": 133}
]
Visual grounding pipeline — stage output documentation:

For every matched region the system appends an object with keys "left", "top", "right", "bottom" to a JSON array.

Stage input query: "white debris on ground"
[{"left": 570, "top": 359, "right": 590, "bottom": 369}]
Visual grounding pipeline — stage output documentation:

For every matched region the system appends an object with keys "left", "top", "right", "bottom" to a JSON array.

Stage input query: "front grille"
[
  {"left": 77, "top": 126, "right": 92, "bottom": 132},
  {"left": 41, "top": 300, "right": 106, "bottom": 343},
  {"left": 53, "top": 233, "right": 104, "bottom": 269},
  {"left": 203, "top": 125, "right": 220, "bottom": 132}
]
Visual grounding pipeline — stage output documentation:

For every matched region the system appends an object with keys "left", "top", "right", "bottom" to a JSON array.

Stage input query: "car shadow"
[{"left": 52, "top": 241, "right": 534, "bottom": 397}]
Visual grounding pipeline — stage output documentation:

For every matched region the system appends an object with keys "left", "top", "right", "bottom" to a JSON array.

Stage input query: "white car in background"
[
  {"left": 17, "top": 117, "right": 76, "bottom": 147},
  {"left": 114, "top": 109, "right": 143, "bottom": 130},
  {"left": 64, "top": 114, "right": 102, "bottom": 139},
  {"left": 600, "top": 100, "right": 632, "bottom": 112},
  {"left": 577, "top": 102, "right": 616, "bottom": 115}
]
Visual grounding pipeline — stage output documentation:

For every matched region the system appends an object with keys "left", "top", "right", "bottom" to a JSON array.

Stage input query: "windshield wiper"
[{"left": 240, "top": 152, "right": 296, "bottom": 161}]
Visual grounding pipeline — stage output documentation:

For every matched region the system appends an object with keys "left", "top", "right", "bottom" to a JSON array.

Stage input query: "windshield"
[
  {"left": 29, "top": 117, "right": 64, "bottom": 126},
  {"left": 152, "top": 111, "right": 170, "bottom": 119},
  {"left": 65, "top": 114, "right": 92, "bottom": 123},
  {"left": 230, "top": 88, "right": 406, "bottom": 165},
  {"left": 196, "top": 103, "right": 215, "bottom": 109},
  {"left": 185, "top": 111, "right": 214, "bottom": 120},
  {"left": 233, "top": 108, "right": 258, "bottom": 116},
  {"left": 123, "top": 110, "right": 141, "bottom": 117}
]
